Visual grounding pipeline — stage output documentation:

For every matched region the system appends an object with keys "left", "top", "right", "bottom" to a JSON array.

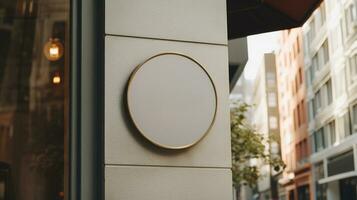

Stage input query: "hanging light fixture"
[
  {"left": 43, "top": 38, "right": 64, "bottom": 61},
  {"left": 52, "top": 74, "right": 61, "bottom": 84}
]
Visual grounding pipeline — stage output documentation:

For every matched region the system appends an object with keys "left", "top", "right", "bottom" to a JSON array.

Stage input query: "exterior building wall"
[
  {"left": 104, "top": 0, "right": 232, "bottom": 199},
  {"left": 276, "top": 27, "right": 312, "bottom": 200},
  {"left": 303, "top": 0, "right": 357, "bottom": 199}
]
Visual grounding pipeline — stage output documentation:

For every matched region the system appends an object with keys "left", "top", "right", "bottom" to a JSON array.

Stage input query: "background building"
[
  {"left": 303, "top": 0, "right": 357, "bottom": 199},
  {"left": 0, "top": 0, "right": 332, "bottom": 199},
  {"left": 247, "top": 53, "right": 282, "bottom": 200},
  {"left": 230, "top": 75, "right": 254, "bottom": 200},
  {"left": 276, "top": 28, "right": 312, "bottom": 200}
]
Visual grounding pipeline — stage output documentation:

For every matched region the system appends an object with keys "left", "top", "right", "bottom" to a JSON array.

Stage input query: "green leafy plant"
[{"left": 231, "top": 101, "right": 285, "bottom": 188}]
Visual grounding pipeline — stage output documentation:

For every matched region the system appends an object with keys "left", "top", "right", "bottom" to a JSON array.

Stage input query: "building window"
[
  {"left": 296, "top": 143, "right": 301, "bottom": 162},
  {"left": 338, "top": 112, "right": 352, "bottom": 140},
  {"left": 308, "top": 99, "right": 315, "bottom": 122},
  {"left": 352, "top": 104, "right": 357, "bottom": 134},
  {"left": 312, "top": 54, "right": 319, "bottom": 73},
  {"left": 267, "top": 72, "right": 276, "bottom": 87},
  {"left": 306, "top": 67, "right": 313, "bottom": 87},
  {"left": 314, "top": 79, "right": 332, "bottom": 113},
  {"left": 301, "top": 100, "right": 306, "bottom": 124},
  {"left": 297, "top": 185, "right": 310, "bottom": 200},
  {"left": 314, "top": 121, "right": 336, "bottom": 149},
  {"left": 294, "top": 108, "right": 298, "bottom": 130},
  {"left": 0, "top": 0, "right": 70, "bottom": 199},
  {"left": 270, "top": 141, "right": 280, "bottom": 155},
  {"left": 326, "top": 79, "right": 333, "bottom": 105},
  {"left": 315, "top": 162, "right": 324, "bottom": 180},
  {"left": 268, "top": 92, "right": 277, "bottom": 107},
  {"left": 312, "top": 40, "right": 330, "bottom": 75},
  {"left": 289, "top": 190, "right": 295, "bottom": 200},
  {"left": 295, "top": 100, "right": 306, "bottom": 127},
  {"left": 315, "top": 89, "right": 322, "bottom": 112},
  {"left": 269, "top": 116, "right": 278, "bottom": 129},
  {"left": 317, "top": 40, "right": 329, "bottom": 68},
  {"left": 314, "top": 162, "right": 327, "bottom": 200},
  {"left": 302, "top": 139, "right": 308, "bottom": 159},
  {"left": 310, "top": 67, "right": 315, "bottom": 82},
  {"left": 344, "top": 112, "right": 352, "bottom": 136},
  {"left": 348, "top": 3, "right": 357, "bottom": 23},
  {"left": 350, "top": 3, "right": 357, "bottom": 22},
  {"left": 296, "top": 104, "right": 301, "bottom": 127},
  {"left": 322, "top": 40, "right": 329, "bottom": 65},
  {"left": 298, "top": 67, "right": 303, "bottom": 85},
  {"left": 320, "top": 2, "right": 326, "bottom": 25},
  {"left": 314, "top": 128, "right": 326, "bottom": 152},
  {"left": 310, "top": 134, "right": 315, "bottom": 154},
  {"left": 295, "top": 76, "right": 299, "bottom": 92},
  {"left": 344, "top": 2, "right": 357, "bottom": 37},
  {"left": 327, "top": 150, "right": 354, "bottom": 176},
  {"left": 309, "top": 18, "right": 316, "bottom": 43},
  {"left": 297, "top": 139, "right": 308, "bottom": 165},
  {"left": 327, "top": 121, "right": 336, "bottom": 146},
  {"left": 349, "top": 54, "right": 357, "bottom": 83}
]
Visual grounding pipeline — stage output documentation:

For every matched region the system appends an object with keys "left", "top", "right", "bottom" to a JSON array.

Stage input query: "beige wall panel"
[
  {"left": 104, "top": 35, "right": 231, "bottom": 168},
  {"left": 105, "top": 0, "right": 227, "bottom": 45},
  {"left": 105, "top": 166, "right": 232, "bottom": 200}
]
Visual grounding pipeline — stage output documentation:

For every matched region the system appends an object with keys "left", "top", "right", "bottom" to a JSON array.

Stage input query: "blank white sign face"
[{"left": 127, "top": 53, "right": 217, "bottom": 149}]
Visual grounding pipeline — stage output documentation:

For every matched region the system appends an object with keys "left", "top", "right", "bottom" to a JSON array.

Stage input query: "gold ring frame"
[{"left": 126, "top": 52, "right": 218, "bottom": 150}]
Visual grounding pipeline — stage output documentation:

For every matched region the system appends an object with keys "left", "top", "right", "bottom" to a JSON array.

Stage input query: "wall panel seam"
[
  {"left": 104, "top": 163, "right": 231, "bottom": 170},
  {"left": 105, "top": 34, "right": 228, "bottom": 47}
]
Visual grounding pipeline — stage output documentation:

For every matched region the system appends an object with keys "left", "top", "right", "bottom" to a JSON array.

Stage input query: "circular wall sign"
[{"left": 126, "top": 53, "right": 217, "bottom": 149}]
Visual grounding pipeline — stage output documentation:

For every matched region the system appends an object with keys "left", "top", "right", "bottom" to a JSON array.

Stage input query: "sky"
[{"left": 243, "top": 31, "right": 279, "bottom": 80}]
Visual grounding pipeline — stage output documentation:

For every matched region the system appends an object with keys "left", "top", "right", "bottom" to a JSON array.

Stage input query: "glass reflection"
[{"left": 0, "top": 0, "right": 69, "bottom": 199}]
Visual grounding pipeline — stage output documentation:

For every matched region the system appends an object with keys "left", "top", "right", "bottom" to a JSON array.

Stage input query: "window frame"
[
  {"left": 328, "top": 120, "right": 336, "bottom": 146},
  {"left": 315, "top": 89, "right": 322, "bottom": 112},
  {"left": 314, "top": 128, "right": 325, "bottom": 152},
  {"left": 269, "top": 116, "right": 278, "bottom": 129},
  {"left": 268, "top": 92, "right": 277, "bottom": 107},
  {"left": 349, "top": 54, "right": 357, "bottom": 82},
  {"left": 70, "top": 0, "right": 104, "bottom": 199},
  {"left": 351, "top": 104, "right": 357, "bottom": 134},
  {"left": 308, "top": 99, "right": 315, "bottom": 122}
]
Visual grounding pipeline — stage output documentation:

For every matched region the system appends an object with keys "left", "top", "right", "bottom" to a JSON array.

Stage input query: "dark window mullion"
[{"left": 70, "top": 0, "right": 104, "bottom": 199}]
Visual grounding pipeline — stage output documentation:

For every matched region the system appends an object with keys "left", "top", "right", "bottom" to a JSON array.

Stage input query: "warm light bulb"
[
  {"left": 49, "top": 46, "right": 59, "bottom": 57},
  {"left": 53, "top": 75, "right": 61, "bottom": 84},
  {"left": 44, "top": 38, "right": 64, "bottom": 61}
]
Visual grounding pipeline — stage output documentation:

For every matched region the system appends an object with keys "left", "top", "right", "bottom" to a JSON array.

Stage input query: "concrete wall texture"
[{"left": 104, "top": 0, "right": 232, "bottom": 199}]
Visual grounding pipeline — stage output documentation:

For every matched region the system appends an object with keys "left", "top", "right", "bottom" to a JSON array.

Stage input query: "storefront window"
[
  {"left": 328, "top": 150, "right": 354, "bottom": 177},
  {"left": 0, "top": 0, "right": 69, "bottom": 200},
  {"left": 297, "top": 185, "right": 310, "bottom": 200},
  {"left": 340, "top": 177, "right": 357, "bottom": 200},
  {"left": 314, "top": 162, "right": 327, "bottom": 200}
]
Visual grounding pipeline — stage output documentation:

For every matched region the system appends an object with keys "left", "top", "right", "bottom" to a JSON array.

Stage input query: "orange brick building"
[{"left": 276, "top": 28, "right": 312, "bottom": 200}]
